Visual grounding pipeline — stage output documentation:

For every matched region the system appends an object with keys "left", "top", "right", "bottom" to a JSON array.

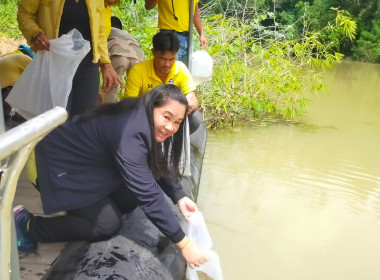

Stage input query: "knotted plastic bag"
[
  {"left": 6, "top": 28, "right": 90, "bottom": 119},
  {"left": 191, "top": 50, "right": 213, "bottom": 87},
  {"left": 186, "top": 212, "right": 223, "bottom": 280}
]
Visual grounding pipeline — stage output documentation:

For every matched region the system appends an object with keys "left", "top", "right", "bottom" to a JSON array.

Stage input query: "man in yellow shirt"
[
  {"left": 124, "top": 31, "right": 198, "bottom": 115},
  {"left": 145, "top": 0, "right": 207, "bottom": 66}
]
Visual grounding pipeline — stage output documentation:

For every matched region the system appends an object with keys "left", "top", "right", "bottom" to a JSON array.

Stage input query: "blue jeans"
[{"left": 176, "top": 34, "right": 189, "bottom": 67}]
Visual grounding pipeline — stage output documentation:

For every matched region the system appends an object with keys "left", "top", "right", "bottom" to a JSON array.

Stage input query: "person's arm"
[
  {"left": 178, "top": 63, "right": 199, "bottom": 114},
  {"left": 145, "top": 0, "right": 158, "bottom": 10},
  {"left": 156, "top": 173, "right": 187, "bottom": 203},
  {"left": 17, "top": 0, "right": 46, "bottom": 49},
  {"left": 115, "top": 110, "right": 208, "bottom": 268},
  {"left": 186, "top": 92, "right": 198, "bottom": 115},
  {"left": 177, "top": 196, "right": 197, "bottom": 220},
  {"left": 176, "top": 198, "right": 209, "bottom": 268},
  {"left": 176, "top": 234, "right": 209, "bottom": 269},
  {"left": 100, "top": 63, "right": 120, "bottom": 93},
  {"left": 115, "top": 122, "right": 185, "bottom": 243},
  {"left": 193, "top": 4, "right": 207, "bottom": 49},
  {"left": 97, "top": 6, "right": 120, "bottom": 92},
  {"left": 31, "top": 32, "right": 50, "bottom": 51},
  {"left": 97, "top": 3, "right": 110, "bottom": 64}
]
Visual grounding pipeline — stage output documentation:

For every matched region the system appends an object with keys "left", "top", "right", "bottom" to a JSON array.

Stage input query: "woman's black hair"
[{"left": 79, "top": 84, "right": 188, "bottom": 180}]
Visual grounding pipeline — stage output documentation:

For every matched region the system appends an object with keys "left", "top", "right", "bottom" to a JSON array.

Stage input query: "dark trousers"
[
  {"left": 29, "top": 186, "right": 138, "bottom": 243},
  {"left": 66, "top": 56, "right": 100, "bottom": 118}
]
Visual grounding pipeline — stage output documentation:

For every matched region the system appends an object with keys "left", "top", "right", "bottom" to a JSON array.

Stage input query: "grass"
[{"left": 0, "top": 2, "right": 22, "bottom": 38}]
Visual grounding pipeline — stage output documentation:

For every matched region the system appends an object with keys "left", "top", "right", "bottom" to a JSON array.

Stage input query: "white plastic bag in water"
[
  {"left": 6, "top": 28, "right": 90, "bottom": 119},
  {"left": 186, "top": 212, "right": 223, "bottom": 280}
]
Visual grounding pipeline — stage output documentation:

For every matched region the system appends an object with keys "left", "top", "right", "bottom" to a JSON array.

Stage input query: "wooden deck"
[{"left": 13, "top": 168, "right": 65, "bottom": 280}]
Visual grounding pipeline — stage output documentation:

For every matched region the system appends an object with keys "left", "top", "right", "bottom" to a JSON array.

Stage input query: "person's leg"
[
  {"left": 66, "top": 58, "right": 100, "bottom": 118},
  {"left": 28, "top": 196, "right": 122, "bottom": 243},
  {"left": 176, "top": 34, "right": 189, "bottom": 67},
  {"left": 2, "top": 86, "right": 27, "bottom": 127},
  {"left": 1, "top": 86, "right": 13, "bottom": 118},
  {"left": 127, "top": 58, "right": 140, "bottom": 73},
  {"left": 102, "top": 56, "right": 130, "bottom": 104},
  {"left": 108, "top": 185, "right": 139, "bottom": 214}
]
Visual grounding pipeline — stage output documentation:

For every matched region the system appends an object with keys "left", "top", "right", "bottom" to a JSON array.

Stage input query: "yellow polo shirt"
[
  {"left": 124, "top": 59, "right": 195, "bottom": 98},
  {"left": 157, "top": 0, "right": 199, "bottom": 32}
]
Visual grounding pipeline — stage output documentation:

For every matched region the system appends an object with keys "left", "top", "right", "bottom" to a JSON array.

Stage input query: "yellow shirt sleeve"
[
  {"left": 104, "top": 6, "right": 112, "bottom": 38},
  {"left": 176, "top": 62, "right": 196, "bottom": 94},
  {"left": 124, "top": 65, "right": 142, "bottom": 98}
]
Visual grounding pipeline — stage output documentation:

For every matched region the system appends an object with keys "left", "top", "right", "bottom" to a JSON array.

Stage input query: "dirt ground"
[{"left": 0, "top": 37, "right": 26, "bottom": 56}]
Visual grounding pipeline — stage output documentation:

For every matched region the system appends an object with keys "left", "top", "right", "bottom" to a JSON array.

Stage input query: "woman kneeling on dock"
[{"left": 14, "top": 84, "right": 208, "bottom": 269}]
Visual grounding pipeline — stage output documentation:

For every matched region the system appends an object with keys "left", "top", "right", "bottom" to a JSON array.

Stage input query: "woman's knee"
[
  {"left": 75, "top": 199, "right": 123, "bottom": 241},
  {"left": 92, "top": 214, "right": 122, "bottom": 241}
]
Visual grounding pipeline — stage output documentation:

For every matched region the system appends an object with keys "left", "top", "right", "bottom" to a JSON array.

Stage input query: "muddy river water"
[{"left": 197, "top": 61, "right": 380, "bottom": 280}]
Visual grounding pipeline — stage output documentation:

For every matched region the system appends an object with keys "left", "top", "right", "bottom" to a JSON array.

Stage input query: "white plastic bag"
[
  {"left": 191, "top": 50, "right": 213, "bottom": 87},
  {"left": 180, "top": 116, "right": 191, "bottom": 176},
  {"left": 186, "top": 212, "right": 223, "bottom": 280},
  {"left": 6, "top": 28, "right": 90, "bottom": 119}
]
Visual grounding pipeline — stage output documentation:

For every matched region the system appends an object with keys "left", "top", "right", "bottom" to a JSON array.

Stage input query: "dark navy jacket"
[{"left": 35, "top": 104, "right": 186, "bottom": 243}]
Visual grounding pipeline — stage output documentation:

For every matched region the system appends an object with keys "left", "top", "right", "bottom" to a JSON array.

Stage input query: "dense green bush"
[
  {"left": 196, "top": 10, "right": 352, "bottom": 128},
  {"left": 352, "top": 22, "right": 380, "bottom": 63}
]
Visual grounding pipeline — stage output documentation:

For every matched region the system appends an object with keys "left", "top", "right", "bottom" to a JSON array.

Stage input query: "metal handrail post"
[
  {"left": 0, "top": 107, "right": 67, "bottom": 280},
  {"left": 0, "top": 81, "right": 5, "bottom": 134},
  {"left": 187, "top": 0, "right": 194, "bottom": 71}
]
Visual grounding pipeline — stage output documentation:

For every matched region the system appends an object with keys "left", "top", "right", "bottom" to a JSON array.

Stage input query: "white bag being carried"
[
  {"left": 6, "top": 28, "right": 90, "bottom": 119},
  {"left": 191, "top": 50, "right": 213, "bottom": 87},
  {"left": 186, "top": 212, "right": 223, "bottom": 280}
]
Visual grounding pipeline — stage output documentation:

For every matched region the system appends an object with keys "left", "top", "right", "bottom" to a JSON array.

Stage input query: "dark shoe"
[{"left": 13, "top": 205, "right": 37, "bottom": 253}]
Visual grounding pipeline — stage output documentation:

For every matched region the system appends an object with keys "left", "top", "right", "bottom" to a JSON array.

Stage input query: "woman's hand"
[
  {"left": 177, "top": 236, "right": 209, "bottom": 269},
  {"left": 32, "top": 32, "right": 50, "bottom": 51},
  {"left": 100, "top": 63, "right": 121, "bottom": 92},
  {"left": 178, "top": 196, "right": 198, "bottom": 220}
]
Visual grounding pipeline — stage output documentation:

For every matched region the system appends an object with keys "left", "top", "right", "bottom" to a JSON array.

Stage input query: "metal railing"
[{"left": 0, "top": 107, "right": 67, "bottom": 280}]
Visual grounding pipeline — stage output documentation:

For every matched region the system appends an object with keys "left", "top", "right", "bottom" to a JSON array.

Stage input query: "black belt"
[{"left": 160, "top": 29, "right": 189, "bottom": 37}]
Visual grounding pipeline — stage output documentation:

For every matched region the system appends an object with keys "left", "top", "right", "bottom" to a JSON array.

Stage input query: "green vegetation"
[
  {"left": 1, "top": 1, "right": 358, "bottom": 128},
  {"left": 208, "top": 0, "right": 380, "bottom": 63},
  {"left": 0, "top": 1, "right": 22, "bottom": 38},
  {"left": 114, "top": 2, "right": 356, "bottom": 128},
  {"left": 196, "top": 9, "right": 354, "bottom": 128}
]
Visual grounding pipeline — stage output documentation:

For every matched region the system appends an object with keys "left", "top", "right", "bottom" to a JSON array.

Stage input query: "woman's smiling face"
[{"left": 153, "top": 99, "right": 186, "bottom": 143}]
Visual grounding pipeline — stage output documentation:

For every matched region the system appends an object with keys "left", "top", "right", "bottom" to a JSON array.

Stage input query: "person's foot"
[{"left": 13, "top": 205, "right": 37, "bottom": 253}]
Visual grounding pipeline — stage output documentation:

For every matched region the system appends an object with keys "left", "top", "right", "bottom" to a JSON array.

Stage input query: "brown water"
[{"left": 197, "top": 61, "right": 380, "bottom": 280}]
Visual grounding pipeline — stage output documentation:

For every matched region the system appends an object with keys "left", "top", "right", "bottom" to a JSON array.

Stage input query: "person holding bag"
[
  {"left": 17, "top": 0, "right": 120, "bottom": 118},
  {"left": 13, "top": 85, "right": 209, "bottom": 269}
]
